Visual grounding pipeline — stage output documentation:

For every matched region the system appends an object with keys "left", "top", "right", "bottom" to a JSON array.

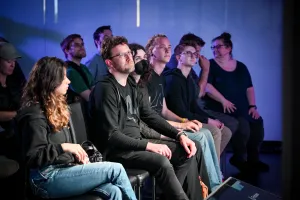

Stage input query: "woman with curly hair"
[{"left": 16, "top": 56, "right": 137, "bottom": 200}]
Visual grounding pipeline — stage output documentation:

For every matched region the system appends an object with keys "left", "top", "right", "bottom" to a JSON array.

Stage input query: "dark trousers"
[
  {"left": 108, "top": 139, "right": 203, "bottom": 200},
  {"left": 204, "top": 109, "right": 264, "bottom": 162},
  {"left": 231, "top": 116, "right": 264, "bottom": 162}
]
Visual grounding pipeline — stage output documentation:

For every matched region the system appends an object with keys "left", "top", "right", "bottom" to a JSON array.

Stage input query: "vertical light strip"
[
  {"left": 136, "top": 0, "right": 140, "bottom": 27},
  {"left": 224, "top": 0, "right": 228, "bottom": 30},
  {"left": 43, "top": 0, "right": 46, "bottom": 24},
  {"left": 54, "top": 0, "right": 58, "bottom": 23}
]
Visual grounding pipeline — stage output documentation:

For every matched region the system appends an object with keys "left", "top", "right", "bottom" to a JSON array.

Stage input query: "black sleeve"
[
  {"left": 92, "top": 83, "right": 148, "bottom": 150},
  {"left": 139, "top": 120, "right": 161, "bottom": 139},
  {"left": 22, "top": 118, "right": 74, "bottom": 168},
  {"left": 138, "top": 87, "right": 179, "bottom": 139},
  {"left": 164, "top": 76, "right": 210, "bottom": 123}
]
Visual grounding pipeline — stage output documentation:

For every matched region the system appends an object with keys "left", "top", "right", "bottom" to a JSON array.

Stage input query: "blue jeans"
[
  {"left": 185, "top": 128, "right": 222, "bottom": 191},
  {"left": 29, "top": 162, "right": 137, "bottom": 200}
]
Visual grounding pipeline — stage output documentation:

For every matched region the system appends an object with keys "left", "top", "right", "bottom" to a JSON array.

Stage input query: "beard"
[
  {"left": 73, "top": 51, "right": 86, "bottom": 59},
  {"left": 115, "top": 62, "right": 134, "bottom": 74}
]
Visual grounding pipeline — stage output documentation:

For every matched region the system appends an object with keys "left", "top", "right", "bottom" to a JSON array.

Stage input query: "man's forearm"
[{"left": 198, "top": 69, "right": 209, "bottom": 95}]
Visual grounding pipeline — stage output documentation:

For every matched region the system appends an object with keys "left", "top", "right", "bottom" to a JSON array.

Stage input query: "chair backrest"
[{"left": 69, "top": 102, "right": 89, "bottom": 144}]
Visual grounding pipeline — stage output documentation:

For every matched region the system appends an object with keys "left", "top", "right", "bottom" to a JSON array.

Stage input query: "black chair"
[
  {"left": 69, "top": 102, "right": 152, "bottom": 200},
  {"left": 12, "top": 120, "right": 102, "bottom": 200}
]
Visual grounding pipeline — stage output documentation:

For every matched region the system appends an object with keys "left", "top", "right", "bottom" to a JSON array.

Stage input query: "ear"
[
  {"left": 176, "top": 54, "right": 181, "bottom": 61},
  {"left": 105, "top": 59, "right": 112, "bottom": 67},
  {"left": 64, "top": 48, "right": 69, "bottom": 56},
  {"left": 95, "top": 39, "right": 100, "bottom": 48}
]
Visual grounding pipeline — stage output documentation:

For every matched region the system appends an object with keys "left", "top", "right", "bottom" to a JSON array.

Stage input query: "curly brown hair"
[
  {"left": 21, "top": 56, "right": 70, "bottom": 132},
  {"left": 101, "top": 36, "right": 128, "bottom": 61}
]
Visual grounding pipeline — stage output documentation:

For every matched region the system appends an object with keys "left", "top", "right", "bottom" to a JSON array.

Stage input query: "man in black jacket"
[{"left": 89, "top": 36, "right": 204, "bottom": 200}]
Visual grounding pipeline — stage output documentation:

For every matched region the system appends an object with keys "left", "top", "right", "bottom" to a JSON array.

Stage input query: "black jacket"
[
  {"left": 89, "top": 74, "right": 179, "bottom": 154},
  {"left": 164, "top": 68, "right": 214, "bottom": 123},
  {"left": 16, "top": 104, "right": 75, "bottom": 169}
]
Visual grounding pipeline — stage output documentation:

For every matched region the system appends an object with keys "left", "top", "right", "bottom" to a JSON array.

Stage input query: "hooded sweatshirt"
[
  {"left": 16, "top": 104, "right": 75, "bottom": 169},
  {"left": 164, "top": 68, "right": 214, "bottom": 123},
  {"left": 89, "top": 74, "right": 179, "bottom": 155}
]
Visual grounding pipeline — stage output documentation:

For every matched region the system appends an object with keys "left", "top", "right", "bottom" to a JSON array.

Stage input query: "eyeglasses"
[
  {"left": 181, "top": 51, "right": 199, "bottom": 58},
  {"left": 110, "top": 50, "right": 133, "bottom": 59},
  {"left": 211, "top": 45, "right": 225, "bottom": 50}
]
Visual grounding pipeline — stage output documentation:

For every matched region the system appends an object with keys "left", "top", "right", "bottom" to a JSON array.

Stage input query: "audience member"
[{"left": 17, "top": 56, "right": 137, "bottom": 200}]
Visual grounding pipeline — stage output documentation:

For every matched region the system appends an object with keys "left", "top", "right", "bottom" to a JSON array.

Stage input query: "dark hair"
[
  {"left": 179, "top": 33, "right": 205, "bottom": 47},
  {"left": 129, "top": 43, "right": 145, "bottom": 60},
  {"left": 174, "top": 40, "right": 198, "bottom": 55},
  {"left": 212, "top": 32, "right": 233, "bottom": 56},
  {"left": 21, "top": 57, "right": 69, "bottom": 132},
  {"left": 101, "top": 36, "right": 128, "bottom": 60},
  {"left": 60, "top": 34, "right": 83, "bottom": 58},
  {"left": 93, "top": 25, "right": 112, "bottom": 47}
]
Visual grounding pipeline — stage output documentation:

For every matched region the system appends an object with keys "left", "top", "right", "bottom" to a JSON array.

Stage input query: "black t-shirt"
[
  {"left": 117, "top": 83, "right": 141, "bottom": 139},
  {"left": 204, "top": 59, "right": 253, "bottom": 117},
  {"left": 146, "top": 70, "right": 165, "bottom": 115}
]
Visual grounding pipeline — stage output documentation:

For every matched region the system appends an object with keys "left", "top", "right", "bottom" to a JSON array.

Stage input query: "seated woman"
[
  {"left": 203, "top": 32, "right": 269, "bottom": 172},
  {"left": 16, "top": 56, "right": 137, "bottom": 200}
]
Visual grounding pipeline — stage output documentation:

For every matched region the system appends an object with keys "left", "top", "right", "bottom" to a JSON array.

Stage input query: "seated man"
[
  {"left": 163, "top": 41, "right": 232, "bottom": 160},
  {"left": 85, "top": 25, "right": 112, "bottom": 82},
  {"left": 129, "top": 42, "right": 220, "bottom": 191},
  {"left": 89, "top": 36, "right": 203, "bottom": 200},
  {"left": 60, "top": 34, "right": 94, "bottom": 103}
]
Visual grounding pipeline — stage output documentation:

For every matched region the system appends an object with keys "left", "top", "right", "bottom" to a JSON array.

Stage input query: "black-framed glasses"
[
  {"left": 110, "top": 50, "right": 133, "bottom": 59},
  {"left": 211, "top": 45, "right": 225, "bottom": 50},
  {"left": 181, "top": 51, "right": 199, "bottom": 58}
]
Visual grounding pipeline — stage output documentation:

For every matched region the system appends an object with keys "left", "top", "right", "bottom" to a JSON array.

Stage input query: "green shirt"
[{"left": 67, "top": 64, "right": 94, "bottom": 94}]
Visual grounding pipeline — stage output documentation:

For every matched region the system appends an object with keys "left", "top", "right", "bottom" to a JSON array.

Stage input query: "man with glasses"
[
  {"left": 166, "top": 33, "right": 210, "bottom": 98},
  {"left": 60, "top": 34, "right": 94, "bottom": 102},
  {"left": 89, "top": 36, "right": 205, "bottom": 200},
  {"left": 86, "top": 26, "right": 113, "bottom": 82},
  {"left": 163, "top": 41, "right": 232, "bottom": 165}
]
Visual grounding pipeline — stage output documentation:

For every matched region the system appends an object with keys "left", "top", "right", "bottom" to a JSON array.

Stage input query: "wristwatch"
[
  {"left": 176, "top": 131, "right": 188, "bottom": 141},
  {"left": 249, "top": 105, "right": 257, "bottom": 109}
]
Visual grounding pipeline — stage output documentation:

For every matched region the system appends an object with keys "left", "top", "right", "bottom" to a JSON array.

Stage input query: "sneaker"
[{"left": 247, "top": 160, "right": 270, "bottom": 172}]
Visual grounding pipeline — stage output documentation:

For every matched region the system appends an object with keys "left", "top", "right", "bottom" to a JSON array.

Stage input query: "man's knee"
[
  {"left": 156, "top": 155, "right": 173, "bottom": 170},
  {"left": 222, "top": 126, "right": 232, "bottom": 141},
  {"left": 205, "top": 124, "right": 222, "bottom": 141}
]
